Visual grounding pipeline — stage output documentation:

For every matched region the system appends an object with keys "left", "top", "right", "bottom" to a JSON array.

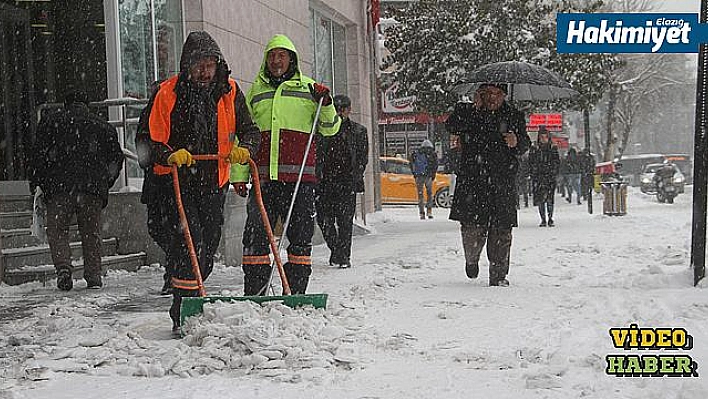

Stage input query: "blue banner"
[{"left": 557, "top": 13, "right": 708, "bottom": 53}]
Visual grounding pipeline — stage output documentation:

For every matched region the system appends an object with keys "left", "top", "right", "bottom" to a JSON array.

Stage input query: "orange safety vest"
[{"left": 148, "top": 75, "right": 237, "bottom": 187}]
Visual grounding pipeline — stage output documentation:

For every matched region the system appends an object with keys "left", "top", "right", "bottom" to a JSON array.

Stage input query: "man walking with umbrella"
[{"left": 446, "top": 83, "right": 531, "bottom": 286}]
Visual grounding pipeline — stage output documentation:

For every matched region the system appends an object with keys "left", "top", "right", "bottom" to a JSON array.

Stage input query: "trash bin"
[{"left": 601, "top": 181, "right": 628, "bottom": 216}]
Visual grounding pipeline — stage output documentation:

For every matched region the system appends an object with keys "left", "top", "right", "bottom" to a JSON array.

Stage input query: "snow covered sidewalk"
[{"left": 1, "top": 187, "right": 707, "bottom": 398}]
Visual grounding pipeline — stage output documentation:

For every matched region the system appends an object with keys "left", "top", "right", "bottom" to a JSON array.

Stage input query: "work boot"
[
  {"left": 169, "top": 293, "right": 181, "bottom": 329},
  {"left": 539, "top": 220, "right": 547, "bottom": 227},
  {"left": 243, "top": 264, "right": 272, "bottom": 296},
  {"left": 85, "top": 275, "right": 103, "bottom": 289},
  {"left": 160, "top": 279, "right": 173, "bottom": 296},
  {"left": 548, "top": 218, "right": 555, "bottom": 227},
  {"left": 489, "top": 274, "right": 509, "bottom": 287},
  {"left": 465, "top": 263, "right": 479, "bottom": 279},
  {"left": 495, "top": 278, "right": 510, "bottom": 287},
  {"left": 329, "top": 252, "right": 343, "bottom": 267},
  {"left": 57, "top": 269, "right": 73, "bottom": 291},
  {"left": 284, "top": 262, "right": 312, "bottom": 295}
]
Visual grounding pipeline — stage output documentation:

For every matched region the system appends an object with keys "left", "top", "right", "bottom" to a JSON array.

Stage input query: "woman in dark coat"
[
  {"left": 529, "top": 128, "right": 560, "bottom": 226},
  {"left": 445, "top": 84, "right": 531, "bottom": 286}
]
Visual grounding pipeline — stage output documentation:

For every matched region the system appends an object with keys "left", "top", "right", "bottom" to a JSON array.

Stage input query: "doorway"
[{"left": 0, "top": 0, "right": 107, "bottom": 182}]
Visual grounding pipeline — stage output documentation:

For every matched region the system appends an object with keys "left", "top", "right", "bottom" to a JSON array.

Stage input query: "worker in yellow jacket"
[{"left": 232, "top": 34, "right": 341, "bottom": 295}]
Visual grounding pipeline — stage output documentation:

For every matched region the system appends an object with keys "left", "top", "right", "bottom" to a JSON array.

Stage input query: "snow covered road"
[{"left": 2, "top": 187, "right": 707, "bottom": 398}]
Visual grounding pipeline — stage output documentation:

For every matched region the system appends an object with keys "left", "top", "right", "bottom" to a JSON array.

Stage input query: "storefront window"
[
  {"left": 118, "top": 0, "right": 183, "bottom": 183},
  {"left": 155, "top": 0, "right": 182, "bottom": 80},
  {"left": 310, "top": 9, "right": 347, "bottom": 96}
]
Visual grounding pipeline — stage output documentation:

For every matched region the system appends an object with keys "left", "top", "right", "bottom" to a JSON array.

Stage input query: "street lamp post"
[{"left": 691, "top": 0, "right": 708, "bottom": 286}]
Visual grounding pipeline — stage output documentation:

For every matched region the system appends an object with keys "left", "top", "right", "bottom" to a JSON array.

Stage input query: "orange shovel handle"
[
  {"left": 247, "top": 158, "right": 291, "bottom": 295},
  {"left": 171, "top": 154, "right": 291, "bottom": 297}
]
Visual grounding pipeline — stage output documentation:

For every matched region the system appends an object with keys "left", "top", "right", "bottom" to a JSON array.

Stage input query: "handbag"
[{"left": 31, "top": 187, "right": 47, "bottom": 243}]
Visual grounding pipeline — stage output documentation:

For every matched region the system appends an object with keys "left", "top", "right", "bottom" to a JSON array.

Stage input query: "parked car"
[
  {"left": 380, "top": 156, "right": 452, "bottom": 208},
  {"left": 639, "top": 163, "right": 685, "bottom": 194}
]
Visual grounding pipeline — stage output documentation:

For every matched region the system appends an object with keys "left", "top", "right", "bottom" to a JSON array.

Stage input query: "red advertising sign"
[
  {"left": 551, "top": 137, "right": 569, "bottom": 149},
  {"left": 528, "top": 113, "right": 563, "bottom": 131}
]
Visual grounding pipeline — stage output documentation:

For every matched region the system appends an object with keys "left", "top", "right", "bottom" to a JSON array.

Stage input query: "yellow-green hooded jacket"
[{"left": 231, "top": 34, "right": 340, "bottom": 183}]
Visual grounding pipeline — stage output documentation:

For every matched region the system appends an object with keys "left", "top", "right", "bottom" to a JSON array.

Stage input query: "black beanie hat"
[{"left": 334, "top": 95, "right": 351, "bottom": 111}]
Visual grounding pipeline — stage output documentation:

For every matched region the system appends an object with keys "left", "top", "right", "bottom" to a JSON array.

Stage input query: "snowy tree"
[
  {"left": 612, "top": 54, "right": 693, "bottom": 157},
  {"left": 383, "top": 0, "right": 619, "bottom": 116},
  {"left": 595, "top": 0, "right": 694, "bottom": 161}
]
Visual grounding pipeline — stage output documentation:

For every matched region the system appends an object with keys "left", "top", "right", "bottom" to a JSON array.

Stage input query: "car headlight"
[
  {"left": 673, "top": 175, "right": 685, "bottom": 184},
  {"left": 641, "top": 177, "right": 651, "bottom": 183}
]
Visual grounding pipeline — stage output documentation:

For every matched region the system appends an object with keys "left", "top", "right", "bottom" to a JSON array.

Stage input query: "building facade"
[{"left": 0, "top": 0, "right": 379, "bottom": 263}]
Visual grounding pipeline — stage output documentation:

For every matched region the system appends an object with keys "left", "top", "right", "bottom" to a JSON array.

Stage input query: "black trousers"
[
  {"left": 242, "top": 181, "right": 316, "bottom": 295},
  {"left": 316, "top": 181, "right": 356, "bottom": 264},
  {"left": 163, "top": 180, "right": 226, "bottom": 326}
]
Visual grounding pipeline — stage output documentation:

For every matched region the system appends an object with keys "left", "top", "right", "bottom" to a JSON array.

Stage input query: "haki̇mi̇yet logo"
[{"left": 557, "top": 13, "right": 708, "bottom": 53}]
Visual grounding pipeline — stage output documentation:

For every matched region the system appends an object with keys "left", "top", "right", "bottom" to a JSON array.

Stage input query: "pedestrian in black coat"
[
  {"left": 529, "top": 128, "right": 560, "bottom": 226},
  {"left": 29, "top": 89, "right": 124, "bottom": 291},
  {"left": 579, "top": 148, "right": 596, "bottom": 200},
  {"left": 316, "top": 95, "right": 369, "bottom": 268},
  {"left": 445, "top": 84, "right": 531, "bottom": 286},
  {"left": 516, "top": 151, "right": 531, "bottom": 208}
]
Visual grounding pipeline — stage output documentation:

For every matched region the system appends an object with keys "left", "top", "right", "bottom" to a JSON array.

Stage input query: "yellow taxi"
[{"left": 380, "top": 156, "right": 452, "bottom": 208}]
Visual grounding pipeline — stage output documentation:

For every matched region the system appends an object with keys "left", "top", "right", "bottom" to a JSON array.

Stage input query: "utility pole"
[
  {"left": 691, "top": 0, "right": 708, "bottom": 286},
  {"left": 584, "top": 108, "right": 593, "bottom": 214},
  {"left": 0, "top": 195, "right": 4, "bottom": 284}
]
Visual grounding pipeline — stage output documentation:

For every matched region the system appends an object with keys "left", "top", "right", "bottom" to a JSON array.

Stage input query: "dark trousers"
[
  {"left": 164, "top": 182, "right": 226, "bottom": 327},
  {"left": 516, "top": 178, "right": 530, "bottom": 208},
  {"left": 45, "top": 192, "right": 103, "bottom": 279},
  {"left": 242, "top": 181, "right": 315, "bottom": 295},
  {"left": 143, "top": 173, "right": 173, "bottom": 284},
  {"left": 538, "top": 202, "right": 555, "bottom": 222},
  {"left": 316, "top": 181, "right": 357, "bottom": 264},
  {"left": 460, "top": 223, "right": 512, "bottom": 285},
  {"left": 581, "top": 173, "right": 593, "bottom": 199}
]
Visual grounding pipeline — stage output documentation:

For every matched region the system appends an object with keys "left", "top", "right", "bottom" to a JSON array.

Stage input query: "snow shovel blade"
[{"left": 180, "top": 293, "right": 328, "bottom": 326}]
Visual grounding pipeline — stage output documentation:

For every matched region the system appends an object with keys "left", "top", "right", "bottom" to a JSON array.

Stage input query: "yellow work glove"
[
  {"left": 229, "top": 145, "right": 250, "bottom": 164},
  {"left": 167, "top": 149, "right": 195, "bottom": 167}
]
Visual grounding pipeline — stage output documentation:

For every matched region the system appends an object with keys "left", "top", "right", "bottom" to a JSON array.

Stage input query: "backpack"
[{"left": 413, "top": 151, "right": 429, "bottom": 176}]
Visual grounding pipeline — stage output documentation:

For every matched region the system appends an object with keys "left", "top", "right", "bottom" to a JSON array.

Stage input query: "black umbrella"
[{"left": 453, "top": 61, "right": 579, "bottom": 102}]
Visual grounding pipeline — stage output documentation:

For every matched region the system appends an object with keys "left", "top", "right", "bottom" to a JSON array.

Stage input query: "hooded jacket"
[
  {"left": 136, "top": 31, "right": 260, "bottom": 188},
  {"left": 31, "top": 102, "right": 124, "bottom": 207},
  {"left": 408, "top": 140, "right": 439, "bottom": 177},
  {"left": 232, "top": 34, "right": 341, "bottom": 184},
  {"left": 316, "top": 116, "right": 369, "bottom": 192}
]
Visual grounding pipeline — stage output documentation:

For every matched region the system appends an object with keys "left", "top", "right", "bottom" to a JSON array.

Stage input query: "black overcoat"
[{"left": 446, "top": 102, "right": 530, "bottom": 227}]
